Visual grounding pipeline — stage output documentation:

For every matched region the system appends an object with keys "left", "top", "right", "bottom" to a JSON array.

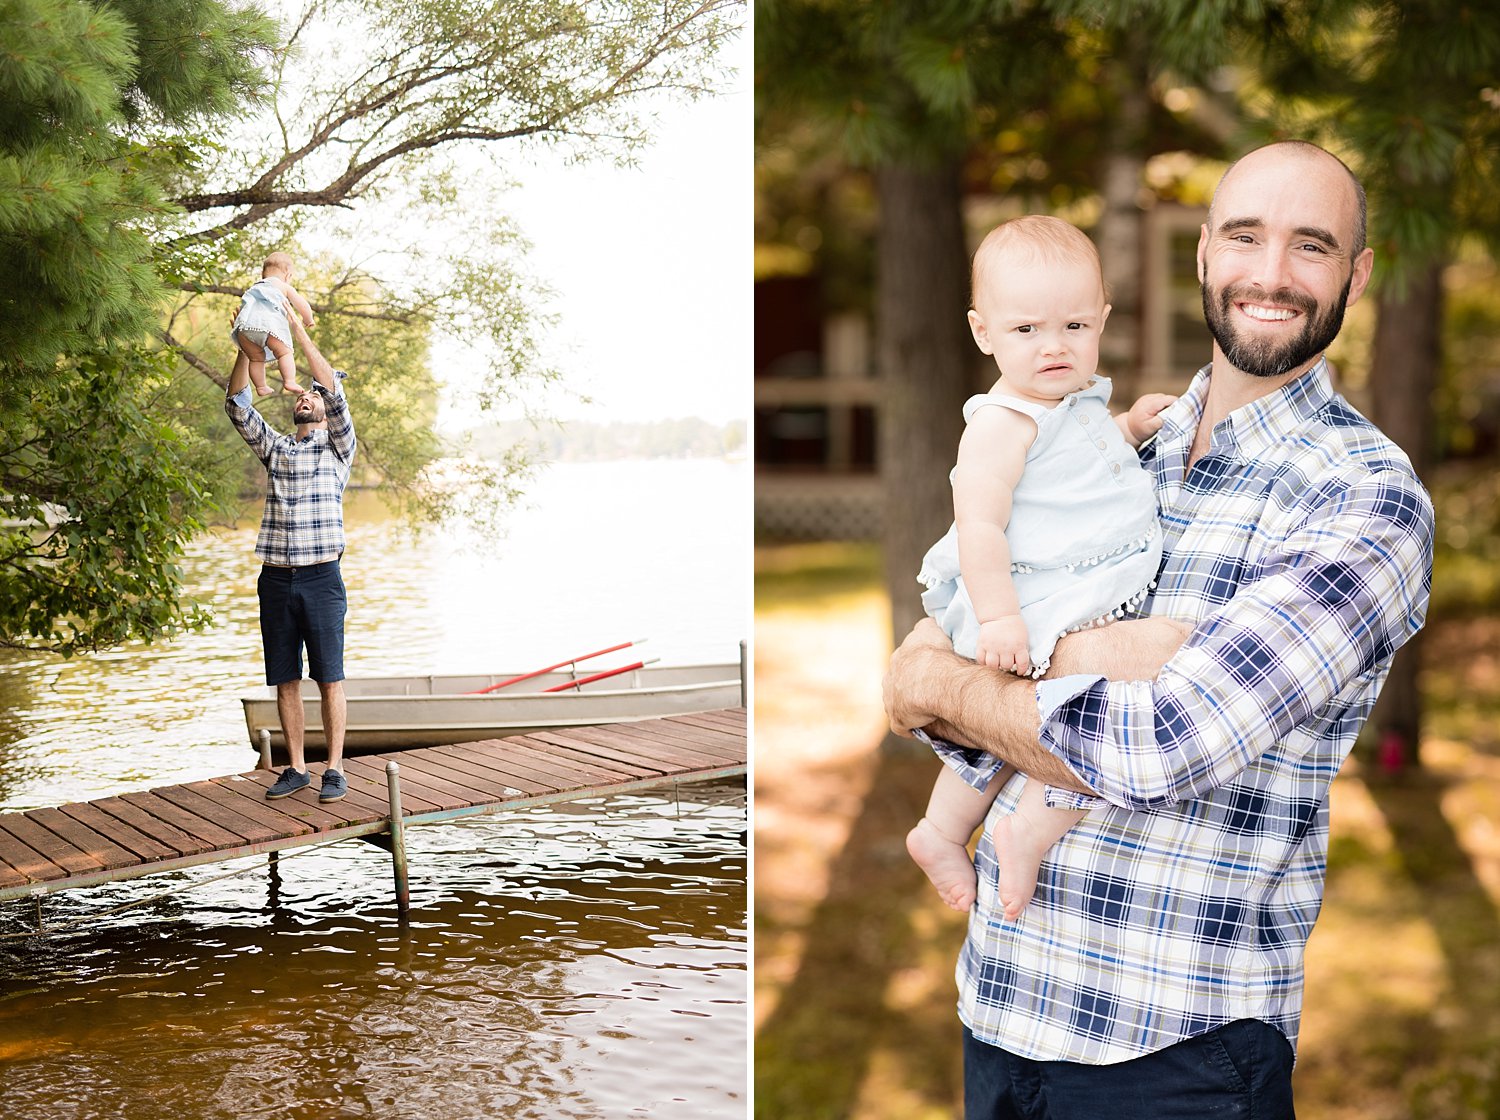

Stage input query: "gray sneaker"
[
  {"left": 266, "top": 767, "right": 312, "bottom": 799},
  {"left": 319, "top": 768, "right": 348, "bottom": 803}
]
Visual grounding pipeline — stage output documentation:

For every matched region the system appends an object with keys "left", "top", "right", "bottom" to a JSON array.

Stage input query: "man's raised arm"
[
  {"left": 286, "top": 313, "right": 338, "bottom": 393},
  {"left": 226, "top": 350, "right": 252, "bottom": 398}
]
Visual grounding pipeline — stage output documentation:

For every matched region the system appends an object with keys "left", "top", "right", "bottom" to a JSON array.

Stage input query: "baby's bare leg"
[
  {"left": 237, "top": 338, "right": 276, "bottom": 397},
  {"left": 907, "top": 765, "right": 1003, "bottom": 912},
  {"left": 265, "top": 336, "right": 304, "bottom": 393},
  {"left": 990, "top": 779, "right": 1086, "bottom": 920}
]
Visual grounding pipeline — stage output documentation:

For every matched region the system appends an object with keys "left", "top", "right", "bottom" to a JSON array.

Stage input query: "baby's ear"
[{"left": 967, "top": 309, "right": 993, "bottom": 355}]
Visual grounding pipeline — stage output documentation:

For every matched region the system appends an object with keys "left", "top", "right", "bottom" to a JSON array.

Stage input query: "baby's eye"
[
  {"left": 1015, "top": 325, "right": 1034, "bottom": 334},
  {"left": 1067, "top": 322, "right": 1085, "bottom": 330}
]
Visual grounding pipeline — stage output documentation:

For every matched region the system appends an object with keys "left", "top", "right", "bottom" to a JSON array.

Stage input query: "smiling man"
[{"left": 883, "top": 141, "right": 1435, "bottom": 1118}]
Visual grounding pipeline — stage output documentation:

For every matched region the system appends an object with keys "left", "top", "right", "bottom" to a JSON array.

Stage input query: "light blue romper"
[
  {"left": 918, "top": 377, "right": 1161, "bottom": 676},
  {"left": 231, "top": 278, "right": 293, "bottom": 352}
]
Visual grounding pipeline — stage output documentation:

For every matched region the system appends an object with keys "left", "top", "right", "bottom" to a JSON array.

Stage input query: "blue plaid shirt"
[
  {"left": 225, "top": 380, "right": 356, "bottom": 566},
  {"left": 931, "top": 358, "right": 1433, "bottom": 1064}
]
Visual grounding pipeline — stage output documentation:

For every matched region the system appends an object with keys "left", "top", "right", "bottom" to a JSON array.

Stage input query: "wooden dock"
[{"left": 0, "top": 709, "right": 746, "bottom": 908}]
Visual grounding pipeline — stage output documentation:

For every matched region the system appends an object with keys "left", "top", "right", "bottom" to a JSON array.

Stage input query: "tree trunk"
[
  {"left": 1367, "top": 260, "right": 1443, "bottom": 768},
  {"left": 874, "top": 160, "right": 973, "bottom": 647},
  {"left": 1095, "top": 30, "right": 1150, "bottom": 396}
]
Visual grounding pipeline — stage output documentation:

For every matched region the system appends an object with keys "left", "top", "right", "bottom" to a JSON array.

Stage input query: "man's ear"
[{"left": 1345, "top": 247, "right": 1375, "bottom": 308}]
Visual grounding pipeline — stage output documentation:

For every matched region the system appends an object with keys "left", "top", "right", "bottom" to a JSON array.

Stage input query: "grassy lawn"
[{"left": 753, "top": 541, "right": 1500, "bottom": 1119}]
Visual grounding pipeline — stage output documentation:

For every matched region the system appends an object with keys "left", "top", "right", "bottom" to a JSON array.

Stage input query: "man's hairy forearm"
[
  {"left": 1047, "top": 616, "right": 1192, "bottom": 681},
  {"left": 288, "top": 316, "right": 336, "bottom": 389},
  {"left": 884, "top": 617, "right": 1193, "bottom": 794},
  {"left": 884, "top": 624, "right": 1089, "bottom": 791}
]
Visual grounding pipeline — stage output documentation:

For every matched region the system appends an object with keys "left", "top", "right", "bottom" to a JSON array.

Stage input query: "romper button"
[
  {"left": 1111, "top": 463, "right": 1121, "bottom": 474},
  {"left": 1080, "top": 414, "right": 1089, "bottom": 424},
  {"left": 1097, "top": 440, "right": 1107, "bottom": 449}
]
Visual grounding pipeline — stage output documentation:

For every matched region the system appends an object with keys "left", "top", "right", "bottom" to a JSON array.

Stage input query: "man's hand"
[{"left": 883, "top": 618, "right": 962, "bottom": 738}]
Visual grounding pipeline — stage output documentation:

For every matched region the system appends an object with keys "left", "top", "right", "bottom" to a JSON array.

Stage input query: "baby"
[
  {"left": 230, "top": 251, "right": 315, "bottom": 396},
  {"left": 908, "top": 214, "right": 1176, "bottom": 920}
]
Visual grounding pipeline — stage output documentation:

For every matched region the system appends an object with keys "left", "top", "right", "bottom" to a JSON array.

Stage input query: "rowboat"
[{"left": 241, "top": 642, "right": 745, "bottom": 759}]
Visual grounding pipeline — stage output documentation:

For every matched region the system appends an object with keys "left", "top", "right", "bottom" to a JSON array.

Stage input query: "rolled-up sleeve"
[{"left": 1036, "top": 471, "right": 1434, "bottom": 810}]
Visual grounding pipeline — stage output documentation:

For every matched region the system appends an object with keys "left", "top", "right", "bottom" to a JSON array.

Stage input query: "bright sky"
[{"left": 437, "top": 36, "right": 751, "bottom": 431}]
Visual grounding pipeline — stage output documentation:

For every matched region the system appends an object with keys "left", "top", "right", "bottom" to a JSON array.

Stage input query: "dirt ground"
[{"left": 753, "top": 543, "right": 1500, "bottom": 1120}]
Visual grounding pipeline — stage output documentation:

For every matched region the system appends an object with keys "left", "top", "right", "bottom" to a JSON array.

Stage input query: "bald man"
[{"left": 884, "top": 141, "right": 1434, "bottom": 1118}]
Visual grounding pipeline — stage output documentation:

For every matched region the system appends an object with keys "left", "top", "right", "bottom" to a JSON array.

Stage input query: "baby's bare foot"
[
  {"left": 906, "top": 816, "right": 977, "bottom": 912},
  {"left": 991, "top": 812, "right": 1051, "bottom": 920},
  {"left": 254, "top": 385, "right": 276, "bottom": 397},
  {"left": 281, "top": 380, "right": 306, "bottom": 394}
]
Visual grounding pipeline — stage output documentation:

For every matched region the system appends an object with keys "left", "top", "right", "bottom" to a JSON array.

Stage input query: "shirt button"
[
  {"left": 1111, "top": 463, "right": 1121, "bottom": 474},
  {"left": 1097, "top": 440, "right": 1107, "bottom": 449},
  {"left": 1080, "top": 414, "right": 1090, "bottom": 424}
]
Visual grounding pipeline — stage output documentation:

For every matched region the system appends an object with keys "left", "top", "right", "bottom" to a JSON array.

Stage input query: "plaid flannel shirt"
[
  {"left": 225, "top": 379, "right": 356, "bottom": 566},
  {"left": 930, "top": 357, "right": 1433, "bottom": 1064}
]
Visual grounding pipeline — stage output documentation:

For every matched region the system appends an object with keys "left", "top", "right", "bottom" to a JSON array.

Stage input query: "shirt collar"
[{"left": 1156, "top": 356, "right": 1335, "bottom": 462}]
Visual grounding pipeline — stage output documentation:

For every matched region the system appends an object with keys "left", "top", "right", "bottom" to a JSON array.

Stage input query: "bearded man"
[
  {"left": 884, "top": 140, "right": 1435, "bottom": 1118},
  {"left": 225, "top": 312, "right": 357, "bottom": 804}
]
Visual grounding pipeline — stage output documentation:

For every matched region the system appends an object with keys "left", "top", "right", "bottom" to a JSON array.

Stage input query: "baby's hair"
[
  {"left": 970, "top": 215, "right": 1104, "bottom": 306},
  {"left": 262, "top": 251, "right": 294, "bottom": 278}
]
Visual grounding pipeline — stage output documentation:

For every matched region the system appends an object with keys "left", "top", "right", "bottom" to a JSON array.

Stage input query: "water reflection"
[{"left": 0, "top": 792, "right": 747, "bottom": 1119}]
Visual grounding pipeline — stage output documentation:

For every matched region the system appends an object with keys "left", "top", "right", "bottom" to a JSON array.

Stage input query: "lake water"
[{"left": 0, "top": 458, "right": 750, "bottom": 1119}]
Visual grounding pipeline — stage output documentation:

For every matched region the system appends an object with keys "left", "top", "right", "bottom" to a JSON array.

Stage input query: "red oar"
[
  {"left": 466, "top": 640, "right": 646, "bottom": 694},
  {"left": 543, "top": 658, "right": 659, "bottom": 692}
]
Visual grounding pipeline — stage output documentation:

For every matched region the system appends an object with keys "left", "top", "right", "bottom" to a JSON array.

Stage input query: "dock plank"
[
  {"left": 569, "top": 719, "right": 741, "bottom": 763},
  {"left": 527, "top": 726, "right": 724, "bottom": 772},
  {"left": 672, "top": 709, "right": 746, "bottom": 734},
  {"left": 379, "top": 750, "right": 528, "bottom": 804},
  {"left": 464, "top": 738, "right": 644, "bottom": 785},
  {"left": 211, "top": 775, "right": 386, "bottom": 832},
  {"left": 57, "top": 802, "right": 180, "bottom": 863},
  {"left": 153, "top": 785, "right": 297, "bottom": 845},
  {"left": 459, "top": 737, "right": 643, "bottom": 787},
  {"left": 92, "top": 795, "right": 218, "bottom": 856},
  {"left": 23, "top": 807, "right": 138, "bottom": 871},
  {"left": 445, "top": 740, "right": 606, "bottom": 791},
  {"left": 367, "top": 751, "right": 496, "bottom": 807},
  {"left": 0, "top": 815, "right": 104, "bottom": 876},
  {"left": 340, "top": 757, "right": 470, "bottom": 812},
  {"left": 603, "top": 720, "right": 747, "bottom": 762},
  {"left": 426, "top": 742, "right": 573, "bottom": 795},
  {"left": 0, "top": 856, "right": 28, "bottom": 889},
  {"left": 0, "top": 829, "right": 69, "bottom": 883},
  {"left": 118, "top": 791, "right": 253, "bottom": 849}
]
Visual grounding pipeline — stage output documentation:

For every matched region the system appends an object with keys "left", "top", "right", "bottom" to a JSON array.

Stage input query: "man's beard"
[
  {"left": 1202, "top": 275, "right": 1351, "bottom": 379},
  {"left": 293, "top": 406, "right": 317, "bottom": 424}
]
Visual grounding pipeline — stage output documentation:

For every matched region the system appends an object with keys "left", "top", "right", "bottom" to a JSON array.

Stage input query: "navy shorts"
[
  {"left": 257, "top": 560, "right": 347, "bottom": 686},
  {"left": 964, "top": 1019, "right": 1295, "bottom": 1119}
]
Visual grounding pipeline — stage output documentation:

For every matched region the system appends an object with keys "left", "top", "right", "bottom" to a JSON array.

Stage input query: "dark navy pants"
[{"left": 964, "top": 1019, "right": 1295, "bottom": 1120}]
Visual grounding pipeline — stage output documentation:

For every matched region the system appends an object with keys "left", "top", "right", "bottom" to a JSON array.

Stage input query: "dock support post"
[
  {"left": 386, "top": 761, "right": 410, "bottom": 914},
  {"left": 739, "top": 638, "right": 747, "bottom": 707},
  {"left": 258, "top": 730, "right": 280, "bottom": 874}
]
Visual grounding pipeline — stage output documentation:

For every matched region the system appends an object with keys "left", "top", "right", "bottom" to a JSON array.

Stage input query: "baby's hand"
[
  {"left": 1126, "top": 392, "right": 1177, "bottom": 444},
  {"left": 975, "top": 616, "right": 1031, "bottom": 676}
]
